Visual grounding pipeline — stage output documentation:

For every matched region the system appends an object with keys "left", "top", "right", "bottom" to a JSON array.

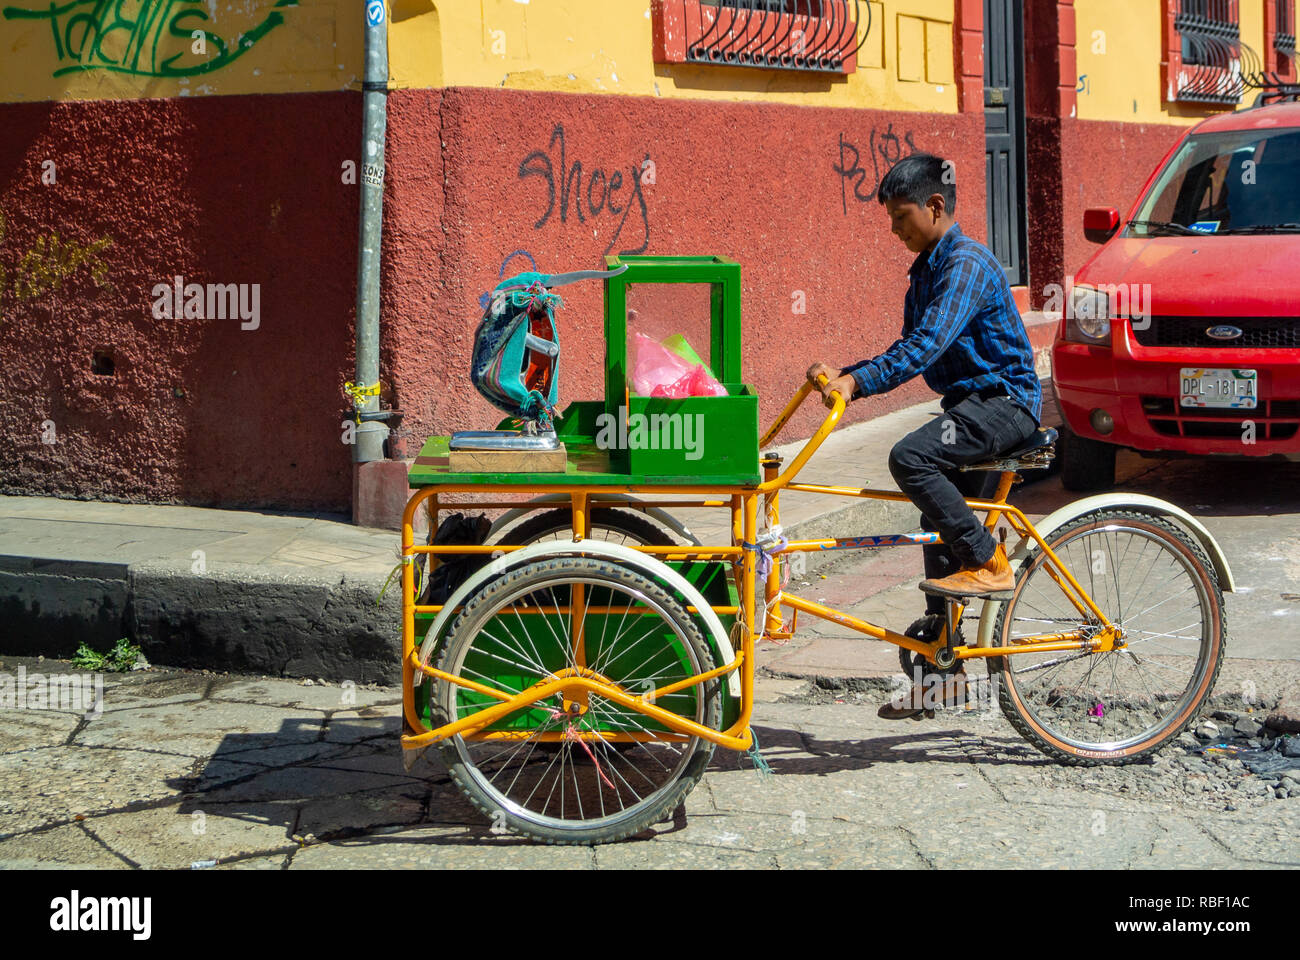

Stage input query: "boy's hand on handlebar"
[
  {"left": 805, "top": 362, "right": 835, "bottom": 386},
  {"left": 820, "top": 374, "right": 856, "bottom": 409},
  {"left": 807, "top": 363, "right": 855, "bottom": 408}
]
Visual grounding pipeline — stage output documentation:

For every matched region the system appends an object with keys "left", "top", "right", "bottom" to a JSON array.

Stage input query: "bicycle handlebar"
[{"left": 757, "top": 375, "right": 848, "bottom": 492}]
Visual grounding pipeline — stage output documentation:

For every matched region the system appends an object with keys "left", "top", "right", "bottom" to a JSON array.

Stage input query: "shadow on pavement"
[{"left": 707, "top": 723, "right": 1056, "bottom": 777}]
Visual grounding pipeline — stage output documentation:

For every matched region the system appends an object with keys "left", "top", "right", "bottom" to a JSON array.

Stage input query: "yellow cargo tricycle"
[{"left": 397, "top": 255, "right": 1233, "bottom": 844}]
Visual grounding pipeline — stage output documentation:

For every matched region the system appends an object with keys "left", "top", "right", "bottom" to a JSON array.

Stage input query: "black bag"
[{"left": 418, "top": 513, "right": 492, "bottom": 606}]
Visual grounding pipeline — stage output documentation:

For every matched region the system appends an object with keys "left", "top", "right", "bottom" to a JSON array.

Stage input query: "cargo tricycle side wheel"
[{"left": 431, "top": 556, "right": 721, "bottom": 844}]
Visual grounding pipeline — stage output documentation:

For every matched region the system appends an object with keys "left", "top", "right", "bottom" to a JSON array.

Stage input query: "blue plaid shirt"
[{"left": 841, "top": 223, "right": 1041, "bottom": 421}]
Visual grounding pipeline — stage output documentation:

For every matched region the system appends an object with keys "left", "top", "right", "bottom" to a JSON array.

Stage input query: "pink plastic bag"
[
  {"left": 631, "top": 333, "right": 728, "bottom": 398},
  {"left": 631, "top": 333, "right": 690, "bottom": 396},
  {"left": 659, "top": 364, "right": 728, "bottom": 398}
]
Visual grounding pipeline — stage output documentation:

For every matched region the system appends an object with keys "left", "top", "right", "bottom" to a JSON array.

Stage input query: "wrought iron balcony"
[{"left": 655, "top": 0, "right": 873, "bottom": 74}]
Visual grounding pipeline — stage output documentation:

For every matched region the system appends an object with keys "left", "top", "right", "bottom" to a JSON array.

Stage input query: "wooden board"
[{"left": 448, "top": 443, "right": 568, "bottom": 474}]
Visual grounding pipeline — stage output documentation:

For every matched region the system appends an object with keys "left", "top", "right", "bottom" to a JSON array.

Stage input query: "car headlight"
[{"left": 1066, "top": 285, "right": 1112, "bottom": 344}]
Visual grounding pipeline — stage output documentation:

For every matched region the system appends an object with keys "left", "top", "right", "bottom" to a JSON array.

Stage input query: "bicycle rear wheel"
[
  {"left": 431, "top": 556, "right": 721, "bottom": 844},
  {"left": 990, "top": 509, "right": 1225, "bottom": 765}
]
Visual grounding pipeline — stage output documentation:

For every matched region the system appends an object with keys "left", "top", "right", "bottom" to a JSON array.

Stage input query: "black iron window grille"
[
  {"left": 1177, "top": 0, "right": 1238, "bottom": 70},
  {"left": 690, "top": 0, "right": 871, "bottom": 72},
  {"left": 1174, "top": 0, "right": 1254, "bottom": 103},
  {"left": 708, "top": 0, "right": 823, "bottom": 11},
  {"left": 1276, "top": 0, "right": 1296, "bottom": 58}
]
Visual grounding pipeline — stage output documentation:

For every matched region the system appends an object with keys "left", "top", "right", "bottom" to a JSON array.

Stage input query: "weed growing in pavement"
[{"left": 72, "top": 637, "right": 142, "bottom": 673}]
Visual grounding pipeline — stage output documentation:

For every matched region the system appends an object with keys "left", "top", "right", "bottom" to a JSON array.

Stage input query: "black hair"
[{"left": 876, "top": 152, "right": 956, "bottom": 215}]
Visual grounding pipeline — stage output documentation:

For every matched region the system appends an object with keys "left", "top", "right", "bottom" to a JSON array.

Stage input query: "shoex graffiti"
[{"left": 517, "top": 124, "right": 652, "bottom": 257}]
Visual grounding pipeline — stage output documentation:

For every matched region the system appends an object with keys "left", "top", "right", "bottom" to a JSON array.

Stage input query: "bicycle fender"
[
  {"left": 414, "top": 539, "right": 740, "bottom": 698},
  {"left": 483, "top": 493, "right": 703, "bottom": 546},
  {"left": 977, "top": 493, "right": 1235, "bottom": 648}
]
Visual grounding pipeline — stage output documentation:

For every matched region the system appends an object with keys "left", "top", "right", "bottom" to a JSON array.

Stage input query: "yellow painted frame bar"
[{"left": 402, "top": 653, "right": 755, "bottom": 751}]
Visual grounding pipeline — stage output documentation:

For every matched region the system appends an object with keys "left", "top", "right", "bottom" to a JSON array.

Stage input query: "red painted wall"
[
  {"left": 0, "top": 94, "right": 360, "bottom": 510},
  {"left": 382, "top": 88, "right": 987, "bottom": 456}
]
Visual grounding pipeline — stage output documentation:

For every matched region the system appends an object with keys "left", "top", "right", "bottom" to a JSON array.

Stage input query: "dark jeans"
[{"left": 887, "top": 391, "right": 1039, "bottom": 616}]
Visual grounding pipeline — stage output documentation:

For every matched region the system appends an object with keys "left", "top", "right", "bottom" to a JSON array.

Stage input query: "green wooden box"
[{"left": 602, "top": 255, "right": 759, "bottom": 484}]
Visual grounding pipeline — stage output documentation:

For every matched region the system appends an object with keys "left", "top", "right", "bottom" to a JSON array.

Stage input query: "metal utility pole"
[{"left": 353, "top": 0, "right": 390, "bottom": 464}]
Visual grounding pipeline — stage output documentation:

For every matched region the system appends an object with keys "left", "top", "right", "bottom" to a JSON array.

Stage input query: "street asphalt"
[
  {"left": 0, "top": 659, "right": 1296, "bottom": 869},
  {"left": 2, "top": 392, "right": 1299, "bottom": 868}
]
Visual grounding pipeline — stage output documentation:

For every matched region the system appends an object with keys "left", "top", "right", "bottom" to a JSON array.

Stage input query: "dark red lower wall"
[
  {"left": 382, "top": 88, "right": 987, "bottom": 458},
  {"left": 1, "top": 88, "right": 984, "bottom": 509},
  {"left": 0, "top": 93, "right": 361, "bottom": 510}
]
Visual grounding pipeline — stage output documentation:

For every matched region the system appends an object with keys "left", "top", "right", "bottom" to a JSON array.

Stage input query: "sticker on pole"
[{"left": 366, "top": 0, "right": 385, "bottom": 26}]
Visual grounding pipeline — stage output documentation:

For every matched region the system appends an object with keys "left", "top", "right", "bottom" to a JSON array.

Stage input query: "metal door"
[{"left": 984, "top": 0, "right": 1028, "bottom": 286}]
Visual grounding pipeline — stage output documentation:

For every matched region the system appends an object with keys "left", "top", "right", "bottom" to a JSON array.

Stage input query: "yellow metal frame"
[{"left": 399, "top": 379, "right": 1120, "bottom": 756}]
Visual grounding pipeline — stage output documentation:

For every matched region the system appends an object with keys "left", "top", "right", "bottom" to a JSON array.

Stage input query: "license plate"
[{"left": 1180, "top": 369, "right": 1257, "bottom": 409}]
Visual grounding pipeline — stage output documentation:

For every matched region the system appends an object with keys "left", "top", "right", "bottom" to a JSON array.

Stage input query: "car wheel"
[{"left": 1058, "top": 423, "right": 1117, "bottom": 492}]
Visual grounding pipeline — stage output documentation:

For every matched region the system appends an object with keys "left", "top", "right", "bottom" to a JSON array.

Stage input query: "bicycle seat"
[{"left": 959, "top": 427, "right": 1058, "bottom": 472}]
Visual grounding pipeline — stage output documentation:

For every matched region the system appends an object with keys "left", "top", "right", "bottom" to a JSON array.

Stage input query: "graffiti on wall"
[
  {"left": 2, "top": 0, "right": 297, "bottom": 78},
  {"left": 518, "top": 124, "right": 651, "bottom": 257},
  {"left": 832, "top": 124, "right": 918, "bottom": 215},
  {"left": 0, "top": 211, "right": 112, "bottom": 322}
]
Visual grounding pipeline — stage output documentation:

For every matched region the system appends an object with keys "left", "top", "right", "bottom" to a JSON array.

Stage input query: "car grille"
[
  {"left": 1132, "top": 317, "right": 1300, "bottom": 349},
  {"left": 1142, "top": 396, "right": 1300, "bottom": 441}
]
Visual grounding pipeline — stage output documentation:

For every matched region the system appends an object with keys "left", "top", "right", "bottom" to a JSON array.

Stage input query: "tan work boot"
[
  {"left": 877, "top": 667, "right": 969, "bottom": 720},
  {"left": 919, "top": 544, "right": 1014, "bottom": 600}
]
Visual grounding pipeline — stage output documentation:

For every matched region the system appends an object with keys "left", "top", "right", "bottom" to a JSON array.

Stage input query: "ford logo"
[{"left": 1207, "top": 325, "right": 1243, "bottom": 340}]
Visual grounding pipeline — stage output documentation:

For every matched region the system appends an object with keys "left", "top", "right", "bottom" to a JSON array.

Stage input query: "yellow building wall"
[
  {"left": 0, "top": 0, "right": 363, "bottom": 103},
  {"left": 1, "top": 0, "right": 960, "bottom": 111},
  {"left": 5, "top": 0, "right": 1293, "bottom": 117},
  {"left": 389, "top": 0, "right": 960, "bottom": 114},
  {"left": 1075, "top": 0, "right": 1295, "bottom": 126}
]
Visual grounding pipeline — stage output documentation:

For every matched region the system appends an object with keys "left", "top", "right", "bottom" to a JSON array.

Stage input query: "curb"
[{"left": 0, "top": 553, "right": 401, "bottom": 685}]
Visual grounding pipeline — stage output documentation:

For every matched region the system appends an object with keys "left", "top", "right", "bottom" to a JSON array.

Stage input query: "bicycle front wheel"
[{"left": 990, "top": 509, "right": 1225, "bottom": 765}]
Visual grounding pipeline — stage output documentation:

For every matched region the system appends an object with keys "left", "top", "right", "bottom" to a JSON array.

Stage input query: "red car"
[{"left": 1052, "top": 96, "right": 1300, "bottom": 491}]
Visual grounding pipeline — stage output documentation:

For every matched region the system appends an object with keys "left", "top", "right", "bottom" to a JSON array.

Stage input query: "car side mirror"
[{"left": 1084, "top": 207, "right": 1121, "bottom": 244}]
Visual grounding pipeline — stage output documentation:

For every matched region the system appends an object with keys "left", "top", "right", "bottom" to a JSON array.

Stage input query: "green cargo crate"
[{"left": 602, "top": 255, "right": 759, "bottom": 484}]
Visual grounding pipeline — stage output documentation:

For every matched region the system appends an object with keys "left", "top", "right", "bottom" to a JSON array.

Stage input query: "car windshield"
[{"left": 1130, "top": 126, "right": 1300, "bottom": 236}]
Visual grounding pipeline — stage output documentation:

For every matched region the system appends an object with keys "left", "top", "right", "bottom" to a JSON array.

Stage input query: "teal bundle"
[{"left": 469, "top": 266, "right": 627, "bottom": 428}]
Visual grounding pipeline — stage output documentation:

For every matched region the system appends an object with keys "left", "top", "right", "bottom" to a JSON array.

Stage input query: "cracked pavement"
[{"left": 1, "top": 659, "right": 1296, "bottom": 869}]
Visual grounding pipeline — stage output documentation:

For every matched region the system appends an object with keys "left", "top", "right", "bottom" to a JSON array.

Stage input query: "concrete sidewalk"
[{"left": 4, "top": 393, "right": 1025, "bottom": 682}]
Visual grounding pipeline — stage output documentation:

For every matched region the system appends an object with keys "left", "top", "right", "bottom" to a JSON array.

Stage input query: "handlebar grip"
[{"left": 759, "top": 374, "right": 841, "bottom": 450}]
